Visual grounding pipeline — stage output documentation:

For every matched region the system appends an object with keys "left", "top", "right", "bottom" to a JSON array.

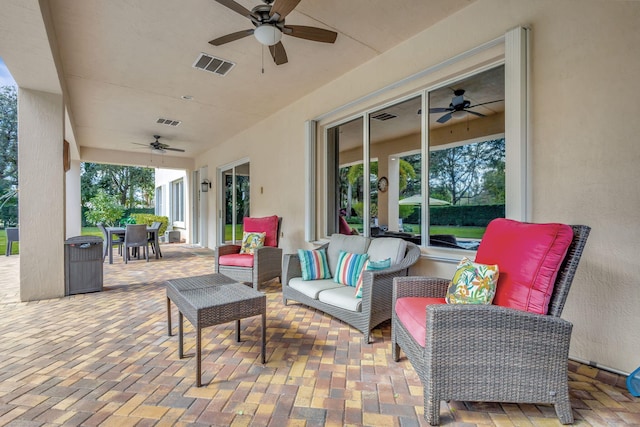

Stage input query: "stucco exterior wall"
[
  {"left": 196, "top": 0, "right": 640, "bottom": 373},
  {"left": 18, "top": 89, "right": 66, "bottom": 301}
]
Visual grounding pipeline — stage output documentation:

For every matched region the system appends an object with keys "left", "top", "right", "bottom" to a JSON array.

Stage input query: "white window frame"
[
  {"left": 155, "top": 185, "right": 164, "bottom": 216},
  {"left": 170, "top": 178, "right": 185, "bottom": 227},
  {"left": 308, "top": 27, "right": 529, "bottom": 247}
]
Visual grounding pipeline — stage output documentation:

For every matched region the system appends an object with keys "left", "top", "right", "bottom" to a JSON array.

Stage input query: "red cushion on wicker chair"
[
  {"left": 218, "top": 253, "right": 254, "bottom": 268},
  {"left": 475, "top": 218, "right": 573, "bottom": 314},
  {"left": 244, "top": 216, "right": 279, "bottom": 247},
  {"left": 395, "top": 297, "right": 446, "bottom": 347}
]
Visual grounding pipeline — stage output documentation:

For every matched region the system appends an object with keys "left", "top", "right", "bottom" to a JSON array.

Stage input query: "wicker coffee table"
[{"left": 166, "top": 273, "right": 266, "bottom": 387}]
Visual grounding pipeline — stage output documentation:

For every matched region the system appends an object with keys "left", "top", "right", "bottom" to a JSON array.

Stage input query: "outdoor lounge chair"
[
  {"left": 215, "top": 216, "right": 282, "bottom": 290},
  {"left": 392, "top": 219, "right": 590, "bottom": 425}
]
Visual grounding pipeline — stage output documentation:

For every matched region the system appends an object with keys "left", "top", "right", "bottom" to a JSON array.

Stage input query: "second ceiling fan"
[{"left": 209, "top": 0, "right": 338, "bottom": 65}]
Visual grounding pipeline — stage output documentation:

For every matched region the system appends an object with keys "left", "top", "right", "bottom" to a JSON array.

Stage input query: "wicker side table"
[{"left": 166, "top": 274, "right": 266, "bottom": 387}]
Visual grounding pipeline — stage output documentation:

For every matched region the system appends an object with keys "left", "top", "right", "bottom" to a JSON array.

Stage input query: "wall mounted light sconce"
[{"left": 201, "top": 179, "right": 211, "bottom": 192}]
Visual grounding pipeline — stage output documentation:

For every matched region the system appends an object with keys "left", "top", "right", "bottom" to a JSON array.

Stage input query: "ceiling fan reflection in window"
[
  {"left": 208, "top": 0, "right": 338, "bottom": 65},
  {"left": 429, "top": 89, "right": 503, "bottom": 124}
]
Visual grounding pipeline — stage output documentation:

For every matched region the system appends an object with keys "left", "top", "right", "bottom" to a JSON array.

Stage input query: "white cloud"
[{"left": 0, "top": 57, "right": 17, "bottom": 87}]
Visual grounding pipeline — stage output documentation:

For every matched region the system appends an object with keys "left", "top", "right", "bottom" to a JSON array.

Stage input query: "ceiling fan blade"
[
  {"left": 284, "top": 25, "right": 338, "bottom": 43},
  {"left": 437, "top": 113, "right": 453, "bottom": 124},
  {"left": 467, "top": 99, "right": 504, "bottom": 109},
  {"left": 428, "top": 107, "right": 451, "bottom": 114},
  {"left": 466, "top": 110, "right": 486, "bottom": 118},
  {"left": 214, "top": 0, "right": 256, "bottom": 19},
  {"left": 163, "top": 147, "right": 186, "bottom": 152},
  {"left": 269, "top": 41, "right": 288, "bottom": 65},
  {"left": 270, "top": 0, "right": 301, "bottom": 19},
  {"left": 209, "top": 29, "right": 254, "bottom": 46}
]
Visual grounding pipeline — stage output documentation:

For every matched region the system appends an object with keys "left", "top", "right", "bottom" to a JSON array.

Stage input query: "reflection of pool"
[{"left": 456, "top": 240, "right": 480, "bottom": 250}]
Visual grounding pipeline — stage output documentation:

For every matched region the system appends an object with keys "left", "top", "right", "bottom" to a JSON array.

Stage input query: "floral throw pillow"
[
  {"left": 239, "top": 231, "right": 266, "bottom": 255},
  {"left": 445, "top": 257, "right": 499, "bottom": 304}
]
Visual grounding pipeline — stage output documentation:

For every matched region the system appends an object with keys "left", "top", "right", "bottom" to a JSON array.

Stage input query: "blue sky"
[{"left": 0, "top": 57, "right": 17, "bottom": 87}]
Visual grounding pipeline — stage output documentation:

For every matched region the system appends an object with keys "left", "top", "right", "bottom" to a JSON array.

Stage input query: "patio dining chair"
[
  {"left": 5, "top": 227, "right": 19, "bottom": 256},
  {"left": 392, "top": 219, "right": 590, "bottom": 425},
  {"left": 97, "top": 222, "right": 122, "bottom": 261},
  {"left": 123, "top": 224, "right": 150, "bottom": 263},
  {"left": 148, "top": 221, "right": 163, "bottom": 258}
]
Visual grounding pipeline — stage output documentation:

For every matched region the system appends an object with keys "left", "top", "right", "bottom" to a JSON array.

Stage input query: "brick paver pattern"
[{"left": 0, "top": 244, "right": 637, "bottom": 426}]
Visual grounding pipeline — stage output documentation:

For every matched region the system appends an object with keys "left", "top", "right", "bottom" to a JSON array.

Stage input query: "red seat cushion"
[
  {"left": 218, "top": 253, "right": 254, "bottom": 268},
  {"left": 475, "top": 218, "right": 573, "bottom": 315},
  {"left": 395, "top": 297, "right": 446, "bottom": 347},
  {"left": 244, "top": 216, "right": 279, "bottom": 247}
]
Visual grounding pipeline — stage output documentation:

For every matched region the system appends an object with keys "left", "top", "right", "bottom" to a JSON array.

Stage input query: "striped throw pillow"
[
  {"left": 354, "top": 258, "right": 392, "bottom": 298},
  {"left": 333, "top": 251, "right": 369, "bottom": 287},
  {"left": 298, "top": 249, "right": 331, "bottom": 281}
]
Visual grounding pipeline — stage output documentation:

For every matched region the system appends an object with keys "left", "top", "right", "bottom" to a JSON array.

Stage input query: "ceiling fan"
[
  {"left": 209, "top": 0, "right": 338, "bottom": 65},
  {"left": 429, "top": 89, "right": 503, "bottom": 124},
  {"left": 134, "top": 135, "right": 185, "bottom": 153}
]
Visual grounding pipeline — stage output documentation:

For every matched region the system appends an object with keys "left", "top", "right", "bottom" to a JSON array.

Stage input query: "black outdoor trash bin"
[{"left": 64, "top": 235, "right": 103, "bottom": 295}]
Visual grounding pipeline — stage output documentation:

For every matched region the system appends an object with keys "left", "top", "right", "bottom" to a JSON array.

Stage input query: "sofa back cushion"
[
  {"left": 327, "top": 234, "right": 370, "bottom": 276},
  {"left": 244, "top": 216, "right": 279, "bottom": 247},
  {"left": 367, "top": 237, "right": 407, "bottom": 265},
  {"left": 474, "top": 218, "right": 574, "bottom": 315}
]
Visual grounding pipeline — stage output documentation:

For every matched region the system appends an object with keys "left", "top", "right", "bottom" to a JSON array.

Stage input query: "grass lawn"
[
  {"left": 82, "top": 227, "right": 102, "bottom": 237},
  {"left": 428, "top": 226, "right": 486, "bottom": 239},
  {"left": 224, "top": 224, "right": 244, "bottom": 242}
]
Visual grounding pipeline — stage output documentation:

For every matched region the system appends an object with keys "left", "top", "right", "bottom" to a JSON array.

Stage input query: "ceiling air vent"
[
  {"left": 156, "top": 118, "right": 182, "bottom": 127},
  {"left": 192, "top": 53, "right": 236, "bottom": 76},
  {"left": 371, "top": 112, "right": 397, "bottom": 121}
]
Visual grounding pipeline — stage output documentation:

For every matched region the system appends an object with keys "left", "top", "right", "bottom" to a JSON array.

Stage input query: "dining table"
[{"left": 106, "top": 226, "right": 162, "bottom": 264}]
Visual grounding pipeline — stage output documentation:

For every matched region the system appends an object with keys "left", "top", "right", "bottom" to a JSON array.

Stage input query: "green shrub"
[
  {"left": 84, "top": 190, "right": 125, "bottom": 226},
  {"left": 130, "top": 213, "right": 169, "bottom": 235}
]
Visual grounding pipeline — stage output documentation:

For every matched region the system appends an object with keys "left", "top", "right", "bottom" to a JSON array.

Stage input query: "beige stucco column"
[{"left": 18, "top": 88, "right": 66, "bottom": 301}]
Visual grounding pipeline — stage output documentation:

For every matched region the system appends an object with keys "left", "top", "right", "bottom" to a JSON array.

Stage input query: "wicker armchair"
[
  {"left": 215, "top": 216, "right": 282, "bottom": 291},
  {"left": 392, "top": 222, "right": 590, "bottom": 425}
]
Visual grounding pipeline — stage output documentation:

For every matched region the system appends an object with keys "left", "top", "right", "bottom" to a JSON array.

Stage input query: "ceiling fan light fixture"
[
  {"left": 254, "top": 24, "right": 282, "bottom": 46},
  {"left": 451, "top": 110, "right": 468, "bottom": 119}
]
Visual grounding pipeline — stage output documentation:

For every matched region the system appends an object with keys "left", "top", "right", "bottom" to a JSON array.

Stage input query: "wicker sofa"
[
  {"left": 282, "top": 234, "right": 420, "bottom": 343},
  {"left": 392, "top": 219, "right": 591, "bottom": 425}
]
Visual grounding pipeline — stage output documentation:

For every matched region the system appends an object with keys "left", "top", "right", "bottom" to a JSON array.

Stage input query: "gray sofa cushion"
[
  {"left": 367, "top": 237, "right": 407, "bottom": 265},
  {"left": 289, "top": 277, "right": 342, "bottom": 299},
  {"left": 317, "top": 286, "right": 362, "bottom": 312},
  {"left": 327, "top": 234, "right": 370, "bottom": 276}
]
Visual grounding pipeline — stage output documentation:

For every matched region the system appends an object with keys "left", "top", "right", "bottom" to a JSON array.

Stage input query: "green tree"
[
  {"left": 84, "top": 190, "right": 125, "bottom": 226},
  {"left": 429, "top": 138, "right": 504, "bottom": 205},
  {"left": 0, "top": 86, "right": 18, "bottom": 226},
  {"left": 81, "top": 163, "right": 154, "bottom": 208},
  {"left": 481, "top": 160, "right": 505, "bottom": 203}
]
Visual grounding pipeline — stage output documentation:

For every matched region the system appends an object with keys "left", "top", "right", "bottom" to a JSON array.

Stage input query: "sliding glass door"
[{"left": 219, "top": 161, "right": 250, "bottom": 244}]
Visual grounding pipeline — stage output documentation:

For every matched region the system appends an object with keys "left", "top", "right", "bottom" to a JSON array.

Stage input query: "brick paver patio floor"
[{"left": 0, "top": 244, "right": 637, "bottom": 426}]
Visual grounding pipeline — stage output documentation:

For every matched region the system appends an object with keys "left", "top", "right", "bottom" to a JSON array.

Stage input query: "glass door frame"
[{"left": 216, "top": 157, "right": 250, "bottom": 246}]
